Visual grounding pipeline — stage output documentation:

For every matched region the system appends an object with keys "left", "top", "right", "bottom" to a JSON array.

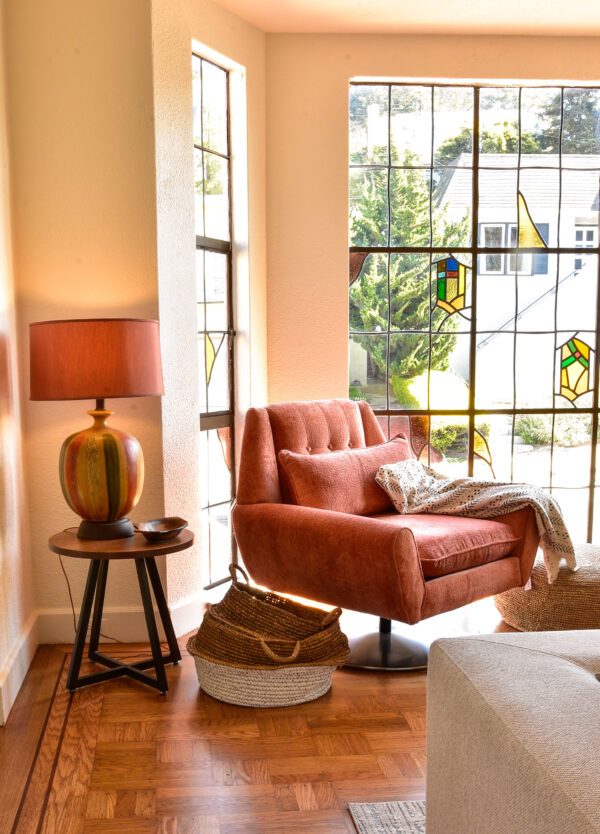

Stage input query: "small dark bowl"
[{"left": 135, "top": 517, "right": 188, "bottom": 542}]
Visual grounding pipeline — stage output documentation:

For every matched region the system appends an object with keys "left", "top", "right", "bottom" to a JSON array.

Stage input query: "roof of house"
[{"left": 436, "top": 154, "right": 600, "bottom": 214}]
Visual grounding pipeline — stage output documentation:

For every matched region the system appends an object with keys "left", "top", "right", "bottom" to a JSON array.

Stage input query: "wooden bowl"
[{"left": 135, "top": 517, "right": 188, "bottom": 542}]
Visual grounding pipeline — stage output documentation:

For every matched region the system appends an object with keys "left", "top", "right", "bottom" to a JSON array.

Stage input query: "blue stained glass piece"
[{"left": 447, "top": 258, "right": 458, "bottom": 270}]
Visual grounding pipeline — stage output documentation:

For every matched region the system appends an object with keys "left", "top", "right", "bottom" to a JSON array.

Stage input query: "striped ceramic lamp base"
[{"left": 59, "top": 409, "right": 144, "bottom": 539}]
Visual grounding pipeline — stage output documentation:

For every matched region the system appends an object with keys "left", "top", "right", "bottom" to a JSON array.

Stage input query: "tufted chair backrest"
[{"left": 236, "top": 398, "right": 386, "bottom": 505}]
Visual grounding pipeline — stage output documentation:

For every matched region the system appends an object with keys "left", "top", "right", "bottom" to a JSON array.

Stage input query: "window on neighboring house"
[
  {"left": 192, "top": 53, "right": 236, "bottom": 588},
  {"left": 575, "top": 224, "right": 597, "bottom": 271},
  {"left": 349, "top": 83, "right": 600, "bottom": 541}
]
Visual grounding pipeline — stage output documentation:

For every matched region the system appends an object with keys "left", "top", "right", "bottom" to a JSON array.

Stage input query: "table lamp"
[{"left": 29, "top": 318, "right": 164, "bottom": 539}]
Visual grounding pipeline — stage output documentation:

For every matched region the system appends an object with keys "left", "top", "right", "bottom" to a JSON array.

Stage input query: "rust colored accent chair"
[{"left": 232, "top": 399, "right": 540, "bottom": 669}]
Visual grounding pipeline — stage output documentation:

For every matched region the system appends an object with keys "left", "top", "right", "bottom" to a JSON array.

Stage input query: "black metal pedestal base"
[
  {"left": 66, "top": 556, "right": 181, "bottom": 694},
  {"left": 345, "top": 618, "right": 429, "bottom": 671}
]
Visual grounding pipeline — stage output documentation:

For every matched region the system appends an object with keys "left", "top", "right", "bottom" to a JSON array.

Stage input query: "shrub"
[{"left": 515, "top": 414, "right": 591, "bottom": 447}]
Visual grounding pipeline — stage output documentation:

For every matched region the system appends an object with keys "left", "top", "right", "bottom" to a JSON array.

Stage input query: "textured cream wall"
[
  {"left": 265, "top": 34, "right": 600, "bottom": 403},
  {"left": 5, "top": 0, "right": 165, "bottom": 622},
  {"left": 150, "top": 0, "right": 267, "bottom": 607},
  {"left": 0, "top": 0, "right": 34, "bottom": 724},
  {"left": 2, "top": 0, "right": 267, "bottom": 652}
]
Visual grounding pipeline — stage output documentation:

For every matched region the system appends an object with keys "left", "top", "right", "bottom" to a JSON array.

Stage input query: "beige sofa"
[{"left": 426, "top": 631, "right": 600, "bottom": 833}]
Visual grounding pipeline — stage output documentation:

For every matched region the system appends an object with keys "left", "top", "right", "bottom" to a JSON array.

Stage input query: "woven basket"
[
  {"left": 495, "top": 543, "right": 600, "bottom": 631},
  {"left": 192, "top": 657, "right": 336, "bottom": 707},
  {"left": 187, "top": 564, "right": 349, "bottom": 707}
]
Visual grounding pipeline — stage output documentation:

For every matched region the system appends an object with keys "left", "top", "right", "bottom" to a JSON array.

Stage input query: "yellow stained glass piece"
[
  {"left": 517, "top": 192, "right": 547, "bottom": 249},
  {"left": 575, "top": 372, "right": 589, "bottom": 396},
  {"left": 573, "top": 339, "right": 589, "bottom": 360},
  {"left": 474, "top": 430, "right": 492, "bottom": 466},
  {"left": 205, "top": 333, "right": 216, "bottom": 384}
]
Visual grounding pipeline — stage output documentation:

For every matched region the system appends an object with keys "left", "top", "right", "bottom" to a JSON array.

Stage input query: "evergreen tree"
[
  {"left": 435, "top": 122, "right": 542, "bottom": 166},
  {"left": 535, "top": 89, "right": 600, "bottom": 154},
  {"left": 349, "top": 150, "right": 469, "bottom": 403}
]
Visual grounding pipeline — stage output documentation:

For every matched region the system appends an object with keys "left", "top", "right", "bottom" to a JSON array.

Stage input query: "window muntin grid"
[{"left": 349, "top": 82, "right": 600, "bottom": 541}]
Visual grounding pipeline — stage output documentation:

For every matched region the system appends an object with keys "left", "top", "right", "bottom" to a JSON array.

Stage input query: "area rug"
[{"left": 349, "top": 800, "right": 426, "bottom": 833}]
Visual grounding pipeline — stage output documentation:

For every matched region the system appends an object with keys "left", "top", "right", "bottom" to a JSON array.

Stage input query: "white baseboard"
[
  {"left": 0, "top": 612, "right": 39, "bottom": 726},
  {"left": 36, "top": 593, "right": 205, "bottom": 645},
  {"left": 0, "top": 595, "right": 205, "bottom": 724}
]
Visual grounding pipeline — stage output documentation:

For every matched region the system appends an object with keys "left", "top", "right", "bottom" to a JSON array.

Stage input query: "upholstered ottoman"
[
  {"left": 426, "top": 631, "right": 600, "bottom": 834},
  {"left": 495, "top": 543, "right": 600, "bottom": 630}
]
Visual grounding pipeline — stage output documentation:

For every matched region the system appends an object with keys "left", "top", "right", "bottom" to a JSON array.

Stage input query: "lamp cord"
[
  {"left": 58, "top": 545, "right": 170, "bottom": 659},
  {"left": 58, "top": 553, "right": 123, "bottom": 643}
]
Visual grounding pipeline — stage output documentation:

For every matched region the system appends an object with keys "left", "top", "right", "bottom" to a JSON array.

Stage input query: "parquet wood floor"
[
  {"left": 1, "top": 600, "right": 511, "bottom": 833},
  {"left": 1, "top": 643, "right": 426, "bottom": 833}
]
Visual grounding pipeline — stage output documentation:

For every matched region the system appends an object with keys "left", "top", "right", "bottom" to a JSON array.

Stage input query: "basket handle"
[
  {"left": 259, "top": 638, "right": 301, "bottom": 663},
  {"left": 208, "top": 606, "right": 302, "bottom": 663},
  {"left": 229, "top": 563, "right": 250, "bottom": 585},
  {"left": 319, "top": 607, "right": 343, "bottom": 628}
]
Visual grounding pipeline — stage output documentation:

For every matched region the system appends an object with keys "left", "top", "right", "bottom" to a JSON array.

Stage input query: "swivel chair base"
[{"left": 344, "top": 618, "right": 429, "bottom": 671}]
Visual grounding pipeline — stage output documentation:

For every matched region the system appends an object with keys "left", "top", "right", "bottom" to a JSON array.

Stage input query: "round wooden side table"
[{"left": 49, "top": 528, "right": 194, "bottom": 694}]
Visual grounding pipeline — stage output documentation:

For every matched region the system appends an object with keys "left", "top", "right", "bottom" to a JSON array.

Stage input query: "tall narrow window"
[
  {"left": 349, "top": 83, "right": 600, "bottom": 542},
  {"left": 192, "top": 54, "right": 236, "bottom": 587}
]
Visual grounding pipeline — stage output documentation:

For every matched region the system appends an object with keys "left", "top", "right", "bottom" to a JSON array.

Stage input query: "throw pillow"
[{"left": 278, "top": 435, "right": 412, "bottom": 516}]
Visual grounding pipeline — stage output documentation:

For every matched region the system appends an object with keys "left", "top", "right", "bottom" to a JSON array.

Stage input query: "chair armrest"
[
  {"left": 495, "top": 508, "right": 540, "bottom": 584},
  {"left": 232, "top": 503, "right": 426, "bottom": 624}
]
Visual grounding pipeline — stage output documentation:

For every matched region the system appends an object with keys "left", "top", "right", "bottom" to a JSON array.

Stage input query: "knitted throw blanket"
[{"left": 376, "top": 459, "right": 577, "bottom": 584}]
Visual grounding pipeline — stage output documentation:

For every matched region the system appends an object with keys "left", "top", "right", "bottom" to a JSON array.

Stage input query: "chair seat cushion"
[
  {"left": 368, "top": 512, "right": 520, "bottom": 578},
  {"left": 278, "top": 435, "right": 412, "bottom": 516}
]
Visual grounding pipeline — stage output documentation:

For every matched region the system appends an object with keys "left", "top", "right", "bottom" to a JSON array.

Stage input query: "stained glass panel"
[
  {"left": 478, "top": 88, "right": 519, "bottom": 167},
  {"left": 517, "top": 192, "right": 547, "bottom": 248},
  {"left": 562, "top": 89, "right": 600, "bottom": 159},
  {"left": 520, "top": 88, "right": 561, "bottom": 163},
  {"left": 349, "top": 82, "right": 600, "bottom": 542},
  {"left": 432, "top": 168, "right": 472, "bottom": 248},
  {"left": 349, "top": 85, "right": 389, "bottom": 165},
  {"left": 551, "top": 414, "right": 593, "bottom": 486},
  {"left": 517, "top": 169, "right": 558, "bottom": 247},
  {"left": 557, "top": 336, "right": 593, "bottom": 404},
  {"left": 559, "top": 169, "right": 600, "bottom": 247},
  {"left": 349, "top": 253, "right": 388, "bottom": 331},
  {"left": 201, "top": 61, "right": 228, "bottom": 155},
  {"left": 203, "top": 153, "right": 229, "bottom": 241},
  {"left": 389, "top": 254, "right": 431, "bottom": 331},
  {"left": 348, "top": 334, "right": 387, "bottom": 408},
  {"left": 389, "top": 169, "right": 430, "bottom": 247},
  {"left": 433, "top": 87, "right": 474, "bottom": 167},
  {"left": 390, "top": 86, "right": 432, "bottom": 166},
  {"left": 349, "top": 168, "right": 389, "bottom": 246},
  {"left": 515, "top": 334, "right": 555, "bottom": 408},
  {"left": 556, "top": 254, "right": 598, "bottom": 332},
  {"left": 194, "top": 52, "right": 235, "bottom": 586}
]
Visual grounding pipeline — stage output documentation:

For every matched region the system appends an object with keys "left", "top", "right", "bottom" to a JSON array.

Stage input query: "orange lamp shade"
[
  {"left": 29, "top": 318, "right": 164, "bottom": 539},
  {"left": 29, "top": 318, "right": 164, "bottom": 401}
]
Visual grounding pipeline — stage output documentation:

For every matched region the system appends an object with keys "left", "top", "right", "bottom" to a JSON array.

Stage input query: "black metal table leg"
[
  {"left": 88, "top": 560, "right": 109, "bottom": 661},
  {"left": 135, "top": 558, "right": 168, "bottom": 694},
  {"left": 66, "top": 560, "right": 101, "bottom": 692},
  {"left": 145, "top": 556, "right": 182, "bottom": 664}
]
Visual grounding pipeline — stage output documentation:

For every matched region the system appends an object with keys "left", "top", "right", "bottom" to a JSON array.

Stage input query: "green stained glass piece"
[{"left": 437, "top": 279, "right": 446, "bottom": 300}]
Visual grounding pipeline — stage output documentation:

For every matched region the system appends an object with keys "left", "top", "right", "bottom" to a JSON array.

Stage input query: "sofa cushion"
[
  {"left": 368, "top": 511, "right": 520, "bottom": 577},
  {"left": 278, "top": 435, "right": 412, "bottom": 516}
]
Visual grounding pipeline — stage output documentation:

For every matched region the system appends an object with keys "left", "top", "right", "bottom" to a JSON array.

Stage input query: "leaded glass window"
[
  {"left": 193, "top": 53, "right": 236, "bottom": 587},
  {"left": 349, "top": 83, "right": 600, "bottom": 541}
]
